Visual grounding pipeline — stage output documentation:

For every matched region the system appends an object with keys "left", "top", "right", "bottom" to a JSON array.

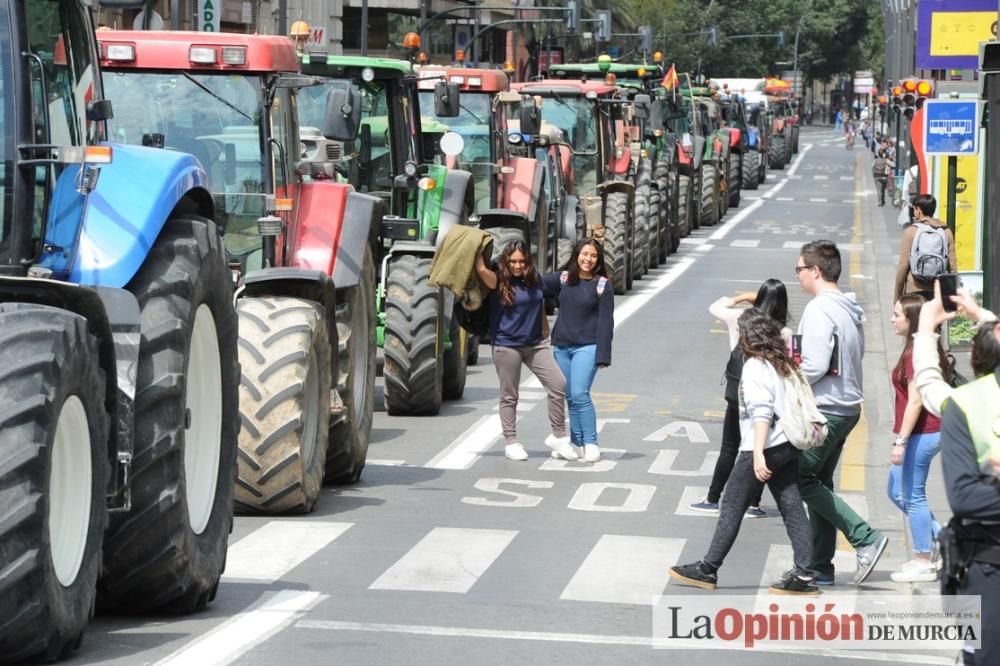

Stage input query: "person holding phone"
[{"left": 474, "top": 242, "right": 578, "bottom": 462}]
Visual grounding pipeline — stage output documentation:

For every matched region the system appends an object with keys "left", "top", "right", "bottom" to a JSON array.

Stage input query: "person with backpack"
[
  {"left": 795, "top": 240, "right": 888, "bottom": 585},
  {"left": 539, "top": 238, "right": 614, "bottom": 463},
  {"left": 669, "top": 308, "right": 820, "bottom": 595},
  {"left": 690, "top": 280, "right": 792, "bottom": 518},
  {"left": 474, "top": 241, "right": 578, "bottom": 462},
  {"left": 887, "top": 294, "right": 952, "bottom": 583},
  {"left": 872, "top": 149, "right": 891, "bottom": 206},
  {"left": 893, "top": 194, "right": 957, "bottom": 302}
]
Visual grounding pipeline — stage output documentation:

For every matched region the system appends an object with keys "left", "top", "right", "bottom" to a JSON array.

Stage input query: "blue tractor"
[{"left": 0, "top": 1, "right": 238, "bottom": 660}]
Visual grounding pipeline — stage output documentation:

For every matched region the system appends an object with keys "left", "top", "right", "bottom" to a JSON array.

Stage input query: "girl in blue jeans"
[
  {"left": 541, "top": 239, "right": 614, "bottom": 462},
  {"left": 887, "top": 294, "right": 951, "bottom": 582}
]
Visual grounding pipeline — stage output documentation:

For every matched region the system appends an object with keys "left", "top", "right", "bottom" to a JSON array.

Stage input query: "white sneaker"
[
  {"left": 544, "top": 434, "right": 578, "bottom": 460},
  {"left": 504, "top": 442, "right": 528, "bottom": 461},
  {"left": 890, "top": 560, "right": 937, "bottom": 583},
  {"left": 583, "top": 444, "right": 601, "bottom": 462}
]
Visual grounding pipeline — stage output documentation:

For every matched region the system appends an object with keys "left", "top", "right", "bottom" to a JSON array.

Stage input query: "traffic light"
[
  {"left": 565, "top": 0, "right": 579, "bottom": 33},
  {"left": 595, "top": 10, "right": 612, "bottom": 42},
  {"left": 891, "top": 85, "right": 903, "bottom": 114},
  {"left": 915, "top": 79, "right": 933, "bottom": 109},
  {"left": 902, "top": 78, "right": 917, "bottom": 106},
  {"left": 638, "top": 25, "right": 652, "bottom": 55},
  {"left": 898, "top": 78, "right": 933, "bottom": 119}
]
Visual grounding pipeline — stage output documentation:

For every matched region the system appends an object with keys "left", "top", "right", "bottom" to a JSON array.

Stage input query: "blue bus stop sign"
[{"left": 923, "top": 99, "right": 981, "bottom": 155}]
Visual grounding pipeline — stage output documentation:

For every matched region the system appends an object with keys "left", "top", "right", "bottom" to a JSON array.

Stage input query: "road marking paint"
[
  {"left": 367, "top": 459, "right": 407, "bottom": 466},
  {"left": 814, "top": 175, "right": 829, "bottom": 180},
  {"left": 647, "top": 449, "right": 720, "bottom": 476},
  {"left": 540, "top": 448, "right": 624, "bottom": 472},
  {"left": 710, "top": 328, "right": 727, "bottom": 334},
  {"left": 702, "top": 409, "right": 725, "bottom": 417},
  {"left": 674, "top": 486, "right": 713, "bottom": 516},
  {"left": 841, "top": 175, "right": 854, "bottom": 181},
  {"left": 293, "top": 619, "right": 956, "bottom": 662},
  {"left": 424, "top": 414, "right": 503, "bottom": 469},
  {"left": 776, "top": 196, "right": 794, "bottom": 201},
  {"left": 613, "top": 257, "right": 695, "bottom": 327},
  {"left": 809, "top": 197, "right": 829, "bottom": 202},
  {"left": 560, "top": 535, "right": 684, "bottom": 604},
  {"left": 369, "top": 527, "right": 518, "bottom": 594},
  {"left": 843, "top": 198, "right": 857, "bottom": 203},
  {"left": 491, "top": 402, "right": 538, "bottom": 414},
  {"left": 643, "top": 421, "right": 710, "bottom": 443},
  {"left": 755, "top": 544, "right": 857, "bottom": 610},
  {"left": 155, "top": 590, "right": 323, "bottom": 666},
  {"left": 592, "top": 392, "right": 636, "bottom": 413},
  {"left": 680, "top": 237, "right": 709, "bottom": 245},
  {"left": 222, "top": 522, "right": 353, "bottom": 583},
  {"left": 782, "top": 241, "right": 802, "bottom": 249},
  {"left": 517, "top": 390, "right": 548, "bottom": 401},
  {"left": 695, "top": 244, "right": 714, "bottom": 252},
  {"left": 729, "top": 239, "right": 760, "bottom": 248}
]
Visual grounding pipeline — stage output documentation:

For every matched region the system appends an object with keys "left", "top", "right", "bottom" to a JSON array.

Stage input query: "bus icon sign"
[{"left": 923, "top": 100, "right": 981, "bottom": 155}]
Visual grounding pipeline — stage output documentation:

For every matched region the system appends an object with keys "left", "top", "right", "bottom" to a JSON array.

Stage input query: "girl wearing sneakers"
[
  {"left": 886, "top": 294, "right": 950, "bottom": 582},
  {"left": 539, "top": 238, "right": 614, "bottom": 462},
  {"left": 670, "top": 308, "right": 818, "bottom": 595},
  {"left": 474, "top": 241, "right": 578, "bottom": 461},
  {"left": 691, "top": 279, "right": 791, "bottom": 518}
]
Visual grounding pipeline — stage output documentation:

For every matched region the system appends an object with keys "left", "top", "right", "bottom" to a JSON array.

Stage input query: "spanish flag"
[{"left": 661, "top": 64, "right": 679, "bottom": 90}]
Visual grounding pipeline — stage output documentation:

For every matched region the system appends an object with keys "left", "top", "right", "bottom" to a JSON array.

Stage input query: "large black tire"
[
  {"left": 486, "top": 226, "right": 527, "bottom": 261},
  {"left": 235, "top": 297, "right": 331, "bottom": 513},
  {"left": 603, "top": 191, "right": 630, "bottom": 295},
  {"left": 633, "top": 177, "right": 651, "bottom": 278},
  {"left": 742, "top": 150, "right": 760, "bottom": 190},
  {"left": 699, "top": 164, "right": 719, "bottom": 227},
  {"left": 0, "top": 305, "right": 110, "bottom": 662},
  {"left": 769, "top": 135, "right": 787, "bottom": 170},
  {"left": 677, "top": 174, "right": 692, "bottom": 239},
  {"left": 653, "top": 157, "right": 672, "bottom": 262},
  {"left": 784, "top": 132, "right": 794, "bottom": 164},
  {"left": 728, "top": 154, "right": 742, "bottom": 208},
  {"left": 758, "top": 147, "right": 769, "bottom": 183},
  {"left": 719, "top": 159, "right": 731, "bottom": 220},
  {"left": 328, "top": 246, "right": 377, "bottom": 484},
  {"left": 557, "top": 237, "right": 574, "bottom": 271},
  {"left": 690, "top": 171, "right": 701, "bottom": 231},
  {"left": 383, "top": 254, "right": 444, "bottom": 416},
  {"left": 791, "top": 125, "right": 800, "bottom": 154},
  {"left": 467, "top": 335, "right": 480, "bottom": 366},
  {"left": 442, "top": 310, "right": 467, "bottom": 400},
  {"left": 100, "top": 216, "right": 238, "bottom": 614}
]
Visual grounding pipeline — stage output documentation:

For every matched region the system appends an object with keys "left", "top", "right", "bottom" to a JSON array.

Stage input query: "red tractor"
[
  {"left": 100, "top": 31, "right": 381, "bottom": 513},
  {"left": 512, "top": 79, "right": 636, "bottom": 294}
]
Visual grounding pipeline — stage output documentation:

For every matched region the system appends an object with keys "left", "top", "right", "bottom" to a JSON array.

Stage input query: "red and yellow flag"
[{"left": 661, "top": 64, "right": 679, "bottom": 90}]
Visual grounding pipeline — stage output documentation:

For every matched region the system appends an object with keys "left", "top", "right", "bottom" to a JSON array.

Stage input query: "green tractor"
[
  {"left": 298, "top": 52, "right": 475, "bottom": 416},
  {"left": 680, "top": 84, "right": 733, "bottom": 227}
]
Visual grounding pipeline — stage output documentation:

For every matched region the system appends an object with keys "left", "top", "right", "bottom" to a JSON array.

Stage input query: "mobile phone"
[{"left": 938, "top": 274, "right": 960, "bottom": 312}]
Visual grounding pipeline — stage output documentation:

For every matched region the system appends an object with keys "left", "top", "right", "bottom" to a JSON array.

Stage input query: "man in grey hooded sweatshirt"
[{"left": 795, "top": 241, "right": 888, "bottom": 586}]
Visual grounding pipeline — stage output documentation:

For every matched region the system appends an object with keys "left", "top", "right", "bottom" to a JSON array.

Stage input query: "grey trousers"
[
  {"left": 492, "top": 343, "right": 567, "bottom": 444},
  {"left": 703, "top": 445, "right": 814, "bottom": 576}
]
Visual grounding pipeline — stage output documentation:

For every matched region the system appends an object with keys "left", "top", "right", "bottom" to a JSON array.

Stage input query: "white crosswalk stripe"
[
  {"left": 729, "top": 239, "right": 760, "bottom": 248},
  {"left": 561, "top": 535, "right": 684, "bottom": 605},
  {"left": 369, "top": 527, "right": 518, "bottom": 593},
  {"left": 223, "top": 521, "right": 354, "bottom": 583}
]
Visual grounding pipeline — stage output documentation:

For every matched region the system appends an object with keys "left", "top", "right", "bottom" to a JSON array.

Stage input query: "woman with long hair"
[
  {"left": 886, "top": 294, "right": 951, "bottom": 582},
  {"left": 475, "top": 241, "right": 578, "bottom": 461},
  {"left": 539, "top": 238, "right": 614, "bottom": 462},
  {"left": 671, "top": 308, "right": 818, "bottom": 594},
  {"left": 692, "top": 279, "right": 791, "bottom": 518}
]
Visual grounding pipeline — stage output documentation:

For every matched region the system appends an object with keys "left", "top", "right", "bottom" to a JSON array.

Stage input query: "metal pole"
[
  {"left": 278, "top": 0, "right": 287, "bottom": 36},
  {"left": 170, "top": 0, "right": 179, "bottom": 29},
  {"left": 474, "top": 0, "right": 481, "bottom": 67},
  {"left": 419, "top": 0, "right": 427, "bottom": 48},
  {"left": 793, "top": 27, "right": 800, "bottom": 100},
  {"left": 361, "top": 0, "right": 368, "bottom": 56},
  {"left": 946, "top": 155, "right": 958, "bottom": 235}
]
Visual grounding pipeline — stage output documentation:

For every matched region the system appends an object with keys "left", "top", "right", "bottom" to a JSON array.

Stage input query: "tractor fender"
[
  {"left": 726, "top": 128, "right": 742, "bottom": 149},
  {"left": 286, "top": 180, "right": 352, "bottom": 274},
  {"left": 435, "top": 169, "right": 475, "bottom": 248},
  {"left": 68, "top": 143, "right": 212, "bottom": 288},
  {"left": 598, "top": 179, "right": 635, "bottom": 202},
  {"left": 500, "top": 156, "right": 544, "bottom": 221},
  {"left": 560, "top": 194, "right": 582, "bottom": 242},
  {"left": 692, "top": 135, "right": 706, "bottom": 170},
  {"left": 609, "top": 146, "right": 631, "bottom": 177},
  {"left": 333, "top": 192, "right": 383, "bottom": 290},
  {"left": 0, "top": 277, "right": 140, "bottom": 506}
]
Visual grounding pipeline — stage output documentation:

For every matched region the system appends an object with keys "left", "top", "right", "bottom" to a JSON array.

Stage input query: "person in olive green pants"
[{"left": 795, "top": 241, "right": 888, "bottom": 585}]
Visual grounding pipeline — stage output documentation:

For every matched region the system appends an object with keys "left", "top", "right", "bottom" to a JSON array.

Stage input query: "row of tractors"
[{"left": 0, "top": 1, "right": 801, "bottom": 660}]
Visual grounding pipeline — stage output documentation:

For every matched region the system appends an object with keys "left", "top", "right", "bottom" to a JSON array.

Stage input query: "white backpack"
[
  {"left": 908, "top": 222, "right": 949, "bottom": 282},
  {"left": 779, "top": 369, "right": 829, "bottom": 451}
]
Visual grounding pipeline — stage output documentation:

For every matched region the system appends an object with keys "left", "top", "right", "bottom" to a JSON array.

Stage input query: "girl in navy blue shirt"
[
  {"left": 540, "top": 238, "right": 614, "bottom": 462},
  {"left": 475, "top": 241, "right": 578, "bottom": 461}
]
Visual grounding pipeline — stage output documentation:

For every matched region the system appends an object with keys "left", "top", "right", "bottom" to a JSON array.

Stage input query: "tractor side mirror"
[
  {"left": 633, "top": 94, "right": 651, "bottom": 120},
  {"left": 434, "top": 81, "right": 461, "bottom": 118},
  {"left": 323, "top": 85, "right": 363, "bottom": 142},
  {"left": 86, "top": 99, "right": 113, "bottom": 122},
  {"left": 518, "top": 96, "right": 541, "bottom": 136},
  {"left": 223, "top": 143, "right": 237, "bottom": 185}
]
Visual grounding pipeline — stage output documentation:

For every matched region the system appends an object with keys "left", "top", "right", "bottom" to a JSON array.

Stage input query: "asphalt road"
[{"left": 68, "top": 127, "right": 960, "bottom": 666}]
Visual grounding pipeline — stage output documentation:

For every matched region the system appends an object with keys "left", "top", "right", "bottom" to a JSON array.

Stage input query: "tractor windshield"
[
  {"left": 536, "top": 94, "right": 599, "bottom": 195},
  {"left": 0, "top": 2, "right": 12, "bottom": 252},
  {"left": 418, "top": 90, "right": 494, "bottom": 209},
  {"left": 103, "top": 71, "right": 266, "bottom": 259}
]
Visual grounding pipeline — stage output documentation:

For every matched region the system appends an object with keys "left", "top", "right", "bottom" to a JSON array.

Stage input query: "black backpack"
[{"left": 724, "top": 347, "right": 745, "bottom": 405}]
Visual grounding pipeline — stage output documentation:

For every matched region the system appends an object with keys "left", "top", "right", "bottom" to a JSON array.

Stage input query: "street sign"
[{"left": 923, "top": 99, "right": 981, "bottom": 155}]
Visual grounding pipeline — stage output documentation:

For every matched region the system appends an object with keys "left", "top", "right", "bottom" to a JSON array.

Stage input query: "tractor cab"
[
  {"left": 764, "top": 78, "right": 798, "bottom": 165},
  {"left": 679, "top": 84, "right": 733, "bottom": 227}
]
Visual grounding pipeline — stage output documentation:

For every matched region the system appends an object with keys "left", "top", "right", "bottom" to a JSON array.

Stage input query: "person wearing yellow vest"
[{"left": 937, "top": 313, "right": 1000, "bottom": 666}]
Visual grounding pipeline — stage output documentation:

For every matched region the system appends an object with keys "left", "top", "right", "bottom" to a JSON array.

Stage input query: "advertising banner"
[{"left": 917, "top": 0, "right": 998, "bottom": 69}]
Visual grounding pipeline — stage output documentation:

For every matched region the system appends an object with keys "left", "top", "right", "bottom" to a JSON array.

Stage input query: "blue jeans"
[
  {"left": 886, "top": 431, "right": 942, "bottom": 554},
  {"left": 553, "top": 344, "right": 598, "bottom": 446}
]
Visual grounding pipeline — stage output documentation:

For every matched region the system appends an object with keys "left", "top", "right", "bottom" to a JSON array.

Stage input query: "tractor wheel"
[
  {"left": 728, "top": 154, "right": 742, "bottom": 208},
  {"left": 486, "top": 226, "right": 528, "bottom": 261},
  {"left": 557, "top": 237, "right": 574, "bottom": 271},
  {"left": 699, "top": 164, "right": 719, "bottom": 227},
  {"left": 653, "top": 157, "right": 672, "bottom": 262},
  {"left": 690, "top": 171, "right": 701, "bottom": 230},
  {"left": 100, "top": 216, "right": 238, "bottom": 614},
  {"left": 759, "top": 148, "right": 769, "bottom": 182},
  {"left": 442, "top": 310, "right": 467, "bottom": 400},
  {"left": 677, "top": 174, "right": 692, "bottom": 240},
  {"left": 791, "top": 125, "right": 800, "bottom": 153},
  {"left": 647, "top": 181, "right": 662, "bottom": 267},
  {"left": 467, "top": 336, "right": 480, "bottom": 366},
  {"left": 383, "top": 254, "right": 444, "bottom": 416},
  {"left": 769, "top": 135, "right": 787, "bottom": 170},
  {"left": 742, "top": 151, "right": 760, "bottom": 190},
  {"left": 633, "top": 179, "right": 651, "bottom": 278},
  {"left": 784, "top": 133, "right": 794, "bottom": 164},
  {"left": 719, "top": 161, "right": 730, "bottom": 219},
  {"left": 234, "top": 297, "right": 330, "bottom": 513},
  {"left": 327, "top": 246, "right": 377, "bottom": 484},
  {"left": 602, "top": 191, "right": 630, "bottom": 295},
  {"left": 0, "top": 305, "right": 109, "bottom": 662}
]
